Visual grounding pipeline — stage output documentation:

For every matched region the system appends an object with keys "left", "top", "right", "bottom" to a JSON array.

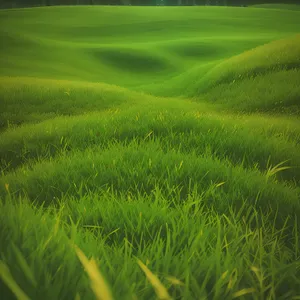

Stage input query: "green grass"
[{"left": 0, "top": 4, "right": 300, "bottom": 300}]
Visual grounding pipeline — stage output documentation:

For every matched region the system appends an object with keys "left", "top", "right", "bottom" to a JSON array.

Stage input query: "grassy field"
[{"left": 0, "top": 4, "right": 300, "bottom": 300}]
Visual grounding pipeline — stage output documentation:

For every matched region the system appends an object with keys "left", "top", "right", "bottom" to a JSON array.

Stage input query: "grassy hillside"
[
  {"left": 139, "top": 34, "right": 300, "bottom": 114},
  {"left": 1, "top": 5, "right": 300, "bottom": 87},
  {"left": 0, "top": 4, "right": 300, "bottom": 300}
]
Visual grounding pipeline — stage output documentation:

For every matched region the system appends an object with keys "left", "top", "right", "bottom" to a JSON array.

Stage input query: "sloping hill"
[
  {"left": 138, "top": 34, "right": 300, "bottom": 114},
  {"left": 190, "top": 34, "right": 300, "bottom": 113}
]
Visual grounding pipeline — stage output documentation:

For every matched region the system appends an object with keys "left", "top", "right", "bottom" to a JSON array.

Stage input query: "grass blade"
[
  {"left": 0, "top": 260, "right": 31, "bottom": 300},
  {"left": 137, "top": 259, "right": 172, "bottom": 300},
  {"left": 232, "top": 288, "right": 256, "bottom": 298},
  {"left": 11, "top": 243, "right": 37, "bottom": 288},
  {"left": 74, "top": 245, "right": 114, "bottom": 300}
]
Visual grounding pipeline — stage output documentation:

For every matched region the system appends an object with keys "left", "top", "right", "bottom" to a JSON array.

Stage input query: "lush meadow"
[{"left": 0, "top": 4, "right": 300, "bottom": 300}]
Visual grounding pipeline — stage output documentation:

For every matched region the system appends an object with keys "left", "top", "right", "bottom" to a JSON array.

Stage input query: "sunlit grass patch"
[{"left": 0, "top": 76, "right": 149, "bottom": 130}]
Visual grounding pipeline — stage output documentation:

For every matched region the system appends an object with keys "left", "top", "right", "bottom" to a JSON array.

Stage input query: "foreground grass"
[
  {"left": 1, "top": 190, "right": 300, "bottom": 300},
  {"left": 0, "top": 4, "right": 300, "bottom": 300}
]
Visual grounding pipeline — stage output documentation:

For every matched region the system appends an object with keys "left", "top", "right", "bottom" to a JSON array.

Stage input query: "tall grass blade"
[
  {"left": 74, "top": 245, "right": 114, "bottom": 300},
  {"left": 0, "top": 261, "right": 31, "bottom": 300},
  {"left": 11, "top": 243, "right": 37, "bottom": 287},
  {"left": 232, "top": 288, "right": 256, "bottom": 298},
  {"left": 137, "top": 259, "right": 172, "bottom": 300}
]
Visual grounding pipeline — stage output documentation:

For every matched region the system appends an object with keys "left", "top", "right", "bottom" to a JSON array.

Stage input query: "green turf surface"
[{"left": 0, "top": 4, "right": 300, "bottom": 300}]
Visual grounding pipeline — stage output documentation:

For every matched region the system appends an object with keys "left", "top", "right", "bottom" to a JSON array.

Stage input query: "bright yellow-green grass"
[{"left": 0, "top": 4, "right": 300, "bottom": 300}]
